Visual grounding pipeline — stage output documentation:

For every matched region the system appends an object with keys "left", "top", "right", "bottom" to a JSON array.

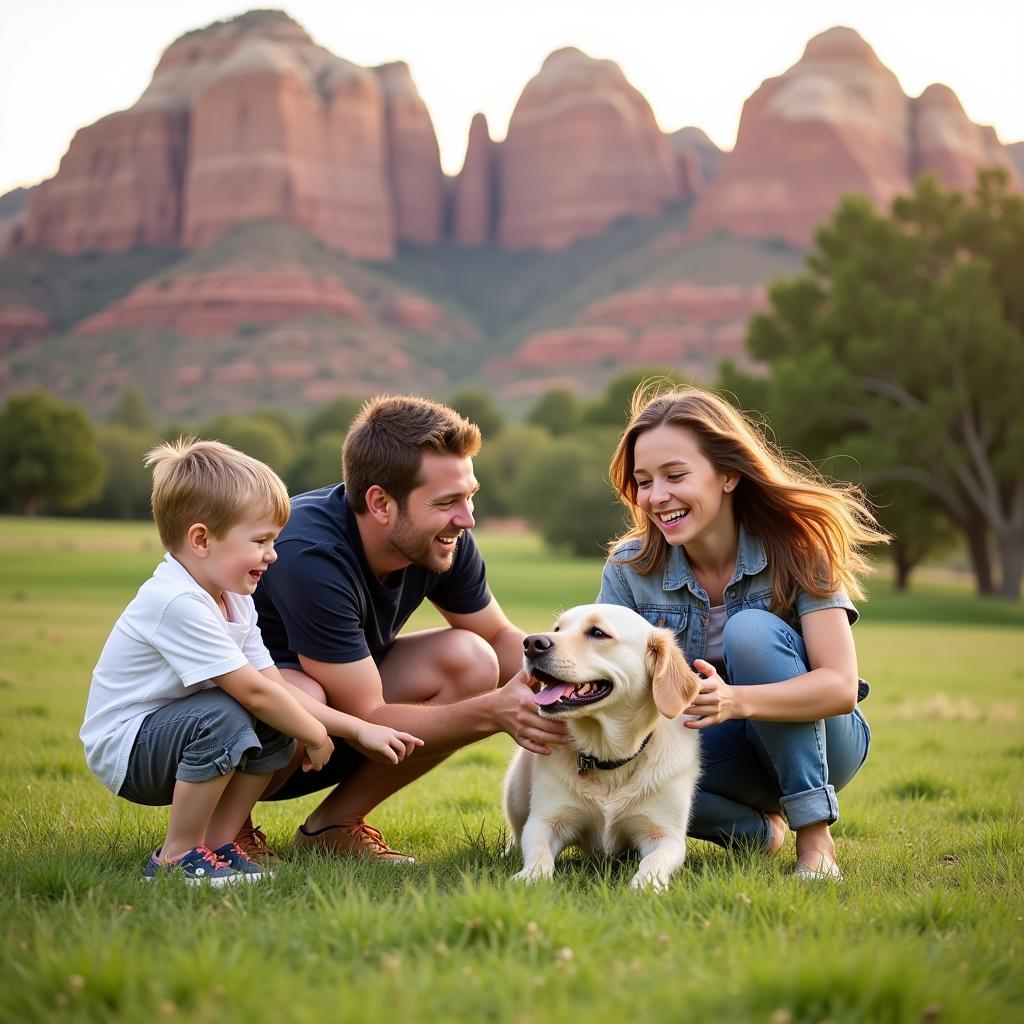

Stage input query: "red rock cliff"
[
  {"left": 690, "top": 27, "right": 1018, "bottom": 245},
  {"left": 499, "top": 48, "right": 680, "bottom": 251},
  {"left": 16, "top": 11, "right": 400, "bottom": 260},
  {"left": 453, "top": 113, "right": 496, "bottom": 247}
]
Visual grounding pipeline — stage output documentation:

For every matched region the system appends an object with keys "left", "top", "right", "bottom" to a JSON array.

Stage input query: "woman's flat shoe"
[{"left": 794, "top": 857, "right": 843, "bottom": 881}]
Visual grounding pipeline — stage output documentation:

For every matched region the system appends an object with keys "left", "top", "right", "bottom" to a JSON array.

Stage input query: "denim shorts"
[{"left": 119, "top": 686, "right": 296, "bottom": 806}]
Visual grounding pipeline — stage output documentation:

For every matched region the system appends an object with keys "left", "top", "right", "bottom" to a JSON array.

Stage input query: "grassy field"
[{"left": 1, "top": 517, "right": 1022, "bottom": 1023}]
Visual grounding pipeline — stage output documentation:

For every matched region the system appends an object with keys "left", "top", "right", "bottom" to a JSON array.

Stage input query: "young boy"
[{"left": 81, "top": 438, "right": 422, "bottom": 885}]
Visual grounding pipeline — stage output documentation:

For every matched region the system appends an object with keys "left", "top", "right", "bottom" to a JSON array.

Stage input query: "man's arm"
[
  {"left": 439, "top": 596, "right": 526, "bottom": 683},
  {"left": 259, "top": 665, "right": 422, "bottom": 764},
  {"left": 296, "top": 651, "right": 566, "bottom": 757}
]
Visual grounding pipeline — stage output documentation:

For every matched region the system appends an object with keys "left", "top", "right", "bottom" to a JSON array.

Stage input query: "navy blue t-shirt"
[{"left": 254, "top": 483, "right": 492, "bottom": 666}]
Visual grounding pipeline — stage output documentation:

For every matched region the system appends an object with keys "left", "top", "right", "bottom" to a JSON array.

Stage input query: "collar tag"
[{"left": 577, "top": 753, "right": 597, "bottom": 776}]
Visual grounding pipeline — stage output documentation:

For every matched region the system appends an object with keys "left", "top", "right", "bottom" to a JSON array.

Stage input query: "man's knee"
[{"left": 437, "top": 629, "right": 499, "bottom": 699}]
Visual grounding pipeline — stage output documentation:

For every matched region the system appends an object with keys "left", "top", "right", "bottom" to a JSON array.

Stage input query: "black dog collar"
[{"left": 576, "top": 732, "right": 654, "bottom": 776}]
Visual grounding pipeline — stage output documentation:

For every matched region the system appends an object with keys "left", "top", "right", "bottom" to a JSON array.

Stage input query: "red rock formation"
[
  {"left": 376, "top": 62, "right": 445, "bottom": 244},
  {"left": 500, "top": 283, "right": 766, "bottom": 371},
  {"left": 668, "top": 127, "right": 723, "bottom": 197},
  {"left": 321, "top": 62, "right": 396, "bottom": 258},
  {"left": 690, "top": 27, "right": 1020, "bottom": 246},
  {"left": 453, "top": 113, "right": 496, "bottom": 247},
  {"left": 690, "top": 27, "right": 912, "bottom": 246},
  {"left": 499, "top": 48, "right": 680, "bottom": 251},
  {"left": 15, "top": 11, "right": 402, "bottom": 260},
  {"left": 0, "top": 305, "right": 52, "bottom": 349},
  {"left": 20, "top": 107, "right": 187, "bottom": 253},
  {"left": 1011, "top": 143, "right": 1024, "bottom": 180},
  {"left": 75, "top": 270, "right": 369, "bottom": 337},
  {"left": 912, "top": 84, "right": 1021, "bottom": 190}
]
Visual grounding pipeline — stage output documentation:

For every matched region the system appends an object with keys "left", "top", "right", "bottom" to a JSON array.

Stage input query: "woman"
[{"left": 598, "top": 386, "right": 887, "bottom": 879}]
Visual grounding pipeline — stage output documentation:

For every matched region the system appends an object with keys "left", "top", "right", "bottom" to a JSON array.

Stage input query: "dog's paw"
[
  {"left": 629, "top": 871, "right": 671, "bottom": 893},
  {"left": 511, "top": 866, "right": 553, "bottom": 885}
]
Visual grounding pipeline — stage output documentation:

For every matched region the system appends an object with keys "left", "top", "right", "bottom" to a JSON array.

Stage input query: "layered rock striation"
[
  {"left": 15, "top": 11, "right": 440, "bottom": 260},
  {"left": 10, "top": 15, "right": 1019, "bottom": 265},
  {"left": 498, "top": 48, "right": 683, "bottom": 251},
  {"left": 690, "top": 27, "right": 1019, "bottom": 245},
  {"left": 453, "top": 113, "right": 497, "bottom": 247},
  {"left": 911, "top": 83, "right": 1020, "bottom": 190}
]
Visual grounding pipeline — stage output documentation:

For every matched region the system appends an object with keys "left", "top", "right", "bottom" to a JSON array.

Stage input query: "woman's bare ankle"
[
  {"left": 765, "top": 812, "right": 787, "bottom": 854},
  {"left": 794, "top": 821, "right": 837, "bottom": 864}
]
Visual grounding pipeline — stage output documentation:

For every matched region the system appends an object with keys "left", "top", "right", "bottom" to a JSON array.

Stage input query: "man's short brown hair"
[
  {"left": 145, "top": 437, "right": 290, "bottom": 551},
  {"left": 343, "top": 395, "right": 482, "bottom": 513}
]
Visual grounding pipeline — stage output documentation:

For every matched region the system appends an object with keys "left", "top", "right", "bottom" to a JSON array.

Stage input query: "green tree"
[
  {"left": 582, "top": 368, "right": 689, "bottom": 427},
  {"left": 515, "top": 429, "right": 626, "bottom": 557},
  {"left": 83, "top": 425, "right": 156, "bottom": 520},
  {"left": 747, "top": 169, "right": 1024, "bottom": 599},
  {"left": 107, "top": 386, "right": 155, "bottom": 432},
  {"left": 472, "top": 424, "right": 553, "bottom": 520},
  {"left": 249, "top": 408, "right": 302, "bottom": 446},
  {"left": 288, "top": 432, "right": 345, "bottom": 495},
  {"left": 0, "top": 391, "right": 106, "bottom": 515},
  {"left": 526, "top": 388, "right": 581, "bottom": 437},
  {"left": 196, "top": 414, "right": 295, "bottom": 479},
  {"left": 447, "top": 388, "right": 504, "bottom": 439},
  {"left": 305, "top": 396, "right": 363, "bottom": 441}
]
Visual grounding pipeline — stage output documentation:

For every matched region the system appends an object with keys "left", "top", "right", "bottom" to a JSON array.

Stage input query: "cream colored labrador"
[{"left": 504, "top": 604, "right": 701, "bottom": 891}]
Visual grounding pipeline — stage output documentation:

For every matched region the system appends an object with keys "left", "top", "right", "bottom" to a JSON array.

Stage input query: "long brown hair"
[{"left": 608, "top": 385, "right": 889, "bottom": 613}]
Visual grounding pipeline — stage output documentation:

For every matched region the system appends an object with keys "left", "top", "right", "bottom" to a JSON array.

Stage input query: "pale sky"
[{"left": 1, "top": 0, "right": 1021, "bottom": 196}]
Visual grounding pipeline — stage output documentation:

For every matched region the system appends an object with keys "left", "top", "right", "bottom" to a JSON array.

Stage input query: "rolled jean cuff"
[
  {"left": 176, "top": 727, "right": 291, "bottom": 784},
  {"left": 780, "top": 784, "right": 839, "bottom": 829}
]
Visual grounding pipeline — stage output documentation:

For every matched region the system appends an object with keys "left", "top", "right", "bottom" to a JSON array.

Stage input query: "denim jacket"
[{"left": 597, "top": 524, "right": 860, "bottom": 682}]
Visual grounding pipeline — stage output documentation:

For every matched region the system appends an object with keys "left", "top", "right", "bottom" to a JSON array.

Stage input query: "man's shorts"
[
  {"left": 263, "top": 736, "right": 365, "bottom": 801},
  {"left": 119, "top": 686, "right": 296, "bottom": 806},
  {"left": 261, "top": 660, "right": 366, "bottom": 801}
]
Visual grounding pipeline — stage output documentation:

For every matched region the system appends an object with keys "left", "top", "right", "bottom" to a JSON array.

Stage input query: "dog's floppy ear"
[{"left": 647, "top": 629, "right": 701, "bottom": 719}]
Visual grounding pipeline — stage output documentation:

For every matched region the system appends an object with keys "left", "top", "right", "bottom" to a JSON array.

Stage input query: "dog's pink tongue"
[{"left": 534, "top": 683, "right": 573, "bottom": 706}]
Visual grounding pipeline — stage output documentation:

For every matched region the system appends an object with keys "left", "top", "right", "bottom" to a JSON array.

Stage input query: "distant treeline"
[{"left": 2, "top": 171, "right": 1021, "bottom": 598}]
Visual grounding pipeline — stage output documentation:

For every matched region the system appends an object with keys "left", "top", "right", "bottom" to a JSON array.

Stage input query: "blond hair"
[
  {"left": 144, "top": 437, "right": 290, "bottom": 551},
  {"left": 608, "top": 385, "right": 889, "bottom": 613},
  {"left": 343, "top": 395, "right": 481, "bottom": 514}
]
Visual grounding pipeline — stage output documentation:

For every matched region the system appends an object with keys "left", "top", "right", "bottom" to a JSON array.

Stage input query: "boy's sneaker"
[
  {"left": 212, "top": 841, "right": 273, "bottom": 880},
  {"left": 293, "top": 818, "right": 415, "bottom": 864},
  {"left": 143, "top": 846, "right": 239, "bottom": 886},
  {"left": 233, "top": 821, "right": 280, "bottom": 868}
]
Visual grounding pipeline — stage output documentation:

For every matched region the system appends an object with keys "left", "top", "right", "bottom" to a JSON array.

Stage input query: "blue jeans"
[{"left": 689, "top": 609, "right": 871, "bottom": 850}]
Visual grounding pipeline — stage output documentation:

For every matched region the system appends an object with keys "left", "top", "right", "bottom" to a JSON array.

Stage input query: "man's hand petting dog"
[
  {"left": 497, "top": 668, "right": 569, "bottom": 755},
  {"left": 682, "top": 659, "right": 742, "bottom": 728}
]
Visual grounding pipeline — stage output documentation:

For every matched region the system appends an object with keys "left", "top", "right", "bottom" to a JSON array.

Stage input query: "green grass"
[{"left": 1, "top": 516, "right": 1022, "bottom": 1022}]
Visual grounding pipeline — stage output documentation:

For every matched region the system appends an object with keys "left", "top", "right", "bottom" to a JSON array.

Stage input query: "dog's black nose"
[{"left": 523, "top": 634, "right": 553, "bottom": 659}]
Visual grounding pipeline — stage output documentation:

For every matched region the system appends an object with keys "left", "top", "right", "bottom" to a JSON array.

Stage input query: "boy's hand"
[
  {"left": 351, "top": 722, "right": 425, "bottom": 765},
  {"left": 302, "top": 734, "right": 335, "bottom": 772}
]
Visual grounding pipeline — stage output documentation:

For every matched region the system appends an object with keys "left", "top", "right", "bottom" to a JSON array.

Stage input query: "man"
[{"left": 250, "top": 394, "right": 567, "bottom": 862}]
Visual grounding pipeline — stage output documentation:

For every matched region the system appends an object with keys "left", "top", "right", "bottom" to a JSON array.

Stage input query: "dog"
[{"left": 504, "top": 604, "right": 701, "bottom": 891}]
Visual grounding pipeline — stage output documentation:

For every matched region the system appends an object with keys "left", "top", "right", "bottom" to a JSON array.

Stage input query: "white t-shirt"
[{"left": 80, "top": 554, "right": 275, "bottom": 795}]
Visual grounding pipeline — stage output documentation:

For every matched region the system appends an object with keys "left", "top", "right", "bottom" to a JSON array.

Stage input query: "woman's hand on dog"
[
  {"left": 683, "top": 660, "right": 741, "bottom": 728},
  {"left": 497, "top": 669, "right": 570, "bottom": 754}
]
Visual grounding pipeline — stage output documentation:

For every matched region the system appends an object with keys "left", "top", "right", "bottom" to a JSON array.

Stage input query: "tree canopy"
[
  {"left": 745, "top": 169, "right": 1024, "bottom": 599},
  {"left": 0, "top": 392, "right": 106, "bottom": 515}
]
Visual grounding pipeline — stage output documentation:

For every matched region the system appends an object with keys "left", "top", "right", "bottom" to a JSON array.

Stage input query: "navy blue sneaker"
[
  {"left": 211, "top": 841, "right": 273, "bottom": 881},
  {"left": 143, "top": 846, "right": 240, "bottom": 886}
]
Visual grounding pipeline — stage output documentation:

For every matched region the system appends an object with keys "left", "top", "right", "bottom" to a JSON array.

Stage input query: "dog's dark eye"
[
  {"left": 553, "top": 626, "right": 560, "bottom": 632},
  {"left": 587, "top": 626, "right": 609, "bottom": 639}
]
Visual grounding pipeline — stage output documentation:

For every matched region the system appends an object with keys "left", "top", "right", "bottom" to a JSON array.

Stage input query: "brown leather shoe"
[
  {"left": 233, "top": 821, "right": 280, "bottom": 868},
  {"left": 293, "top": 819, "right": 415, "bottom": 864}
]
